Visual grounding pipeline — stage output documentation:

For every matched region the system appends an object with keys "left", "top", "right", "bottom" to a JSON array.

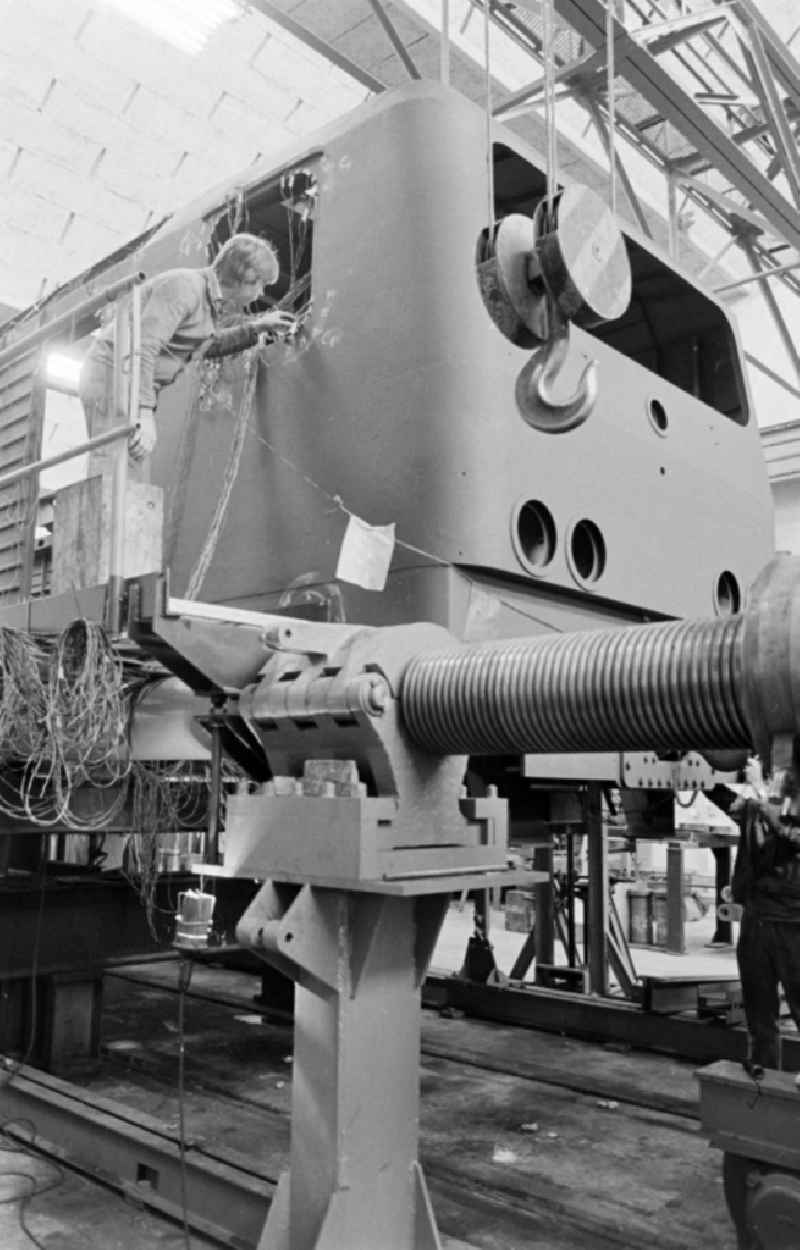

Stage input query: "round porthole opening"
[
  {"left": 715, "top": 570, "right": 741, "bottom": 616},
  {"left": 513, "top": 499, "right": 557, "bottom": 573},
  {"left": 570, "top": 519, "right": 606, "bottom": 583},
  {"left": 648, "top": 398, "right": 668, "bottom": 434}
]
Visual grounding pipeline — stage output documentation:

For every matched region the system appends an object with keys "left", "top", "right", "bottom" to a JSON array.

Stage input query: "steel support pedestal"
[{"left": 238, "top": 882, "right": 450, "bottom": 1250}]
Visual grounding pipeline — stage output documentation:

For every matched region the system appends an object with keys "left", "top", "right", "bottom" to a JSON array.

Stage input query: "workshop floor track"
[{"left": 6, "top": 961, "right": 739, "bottom": 1250}]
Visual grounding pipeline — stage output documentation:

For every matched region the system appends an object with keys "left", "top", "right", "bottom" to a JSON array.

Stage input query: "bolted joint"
[{"left": 366, "top": 676, "right": 391, "bottom": 715}]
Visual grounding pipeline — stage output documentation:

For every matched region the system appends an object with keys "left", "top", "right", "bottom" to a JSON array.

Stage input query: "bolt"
[
  {"left": 487, "top": 784, "right": 499, "bottom": 799},
  {"left": 367, "top": 678, "right": 390, "bottom": 714}
]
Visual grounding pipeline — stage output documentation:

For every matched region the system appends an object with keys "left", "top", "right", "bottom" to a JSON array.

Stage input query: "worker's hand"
[
  {"left": 129, "top": 409, "right": 157, "bottom": 460},
  {"left": 250, "top": 309, "right": 298, "bottom": 338},
  {"left": 744, "top": 756, "right": 765, "bottom": 793}
]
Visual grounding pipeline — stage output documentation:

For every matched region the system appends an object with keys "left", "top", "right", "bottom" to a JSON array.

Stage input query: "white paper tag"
[{"left": 335, "top": 512, "right": 395, "bottom": 591}]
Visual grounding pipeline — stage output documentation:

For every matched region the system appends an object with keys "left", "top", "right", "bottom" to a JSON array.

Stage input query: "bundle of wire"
[
  {"left": 0, "top": 619, "right": 132, "bottom": 828},
  {"left": 125, "top": 759, "right": 213, "bottom": 936}
]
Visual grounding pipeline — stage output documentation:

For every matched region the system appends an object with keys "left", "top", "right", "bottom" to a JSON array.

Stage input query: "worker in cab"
[
  {"left": 711, "top": 758, "right": 800, "bottom": 1072},
  {"left": 79, "top": 232, "right": 296, "bottom": 470}
]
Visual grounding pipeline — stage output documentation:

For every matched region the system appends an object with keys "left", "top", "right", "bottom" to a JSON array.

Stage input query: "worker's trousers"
[
  {"left": 737, "top": 911, "right": 800, "bottom": 1069},
  {"left": 79, "top": 355, "right": 149, "bottom": 483}
]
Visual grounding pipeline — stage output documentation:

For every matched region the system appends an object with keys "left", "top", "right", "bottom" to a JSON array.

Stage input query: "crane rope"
[{"left": 542, "top": 0, "right": 559, "bottom": 225}]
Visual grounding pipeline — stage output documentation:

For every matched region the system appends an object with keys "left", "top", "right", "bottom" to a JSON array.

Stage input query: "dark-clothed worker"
[{"left": 712, "top": 762, "right": 800, "bottom": 1071}]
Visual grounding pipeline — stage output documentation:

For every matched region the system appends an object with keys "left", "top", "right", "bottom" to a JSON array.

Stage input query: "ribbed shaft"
[{"left": 400, "top": 615, "right": 750, "bottom": 756}]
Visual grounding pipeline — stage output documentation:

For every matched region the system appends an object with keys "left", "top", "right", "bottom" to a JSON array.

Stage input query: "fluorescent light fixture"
[
  {"left": 103, "top": 0, "right": 241, "bottom": 56},
  {"left": 46, "top": 352, "right": 83, "bottom": 391}
]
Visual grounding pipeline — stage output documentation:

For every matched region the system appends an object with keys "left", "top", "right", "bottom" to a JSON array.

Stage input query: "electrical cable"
[
  {"left": 184, "top": 351, "right": 260, "bottom": 601},
  {"left": 675, "top": 790, "right": 699, "bottom": 809},
  {"left": 0, "top": 1116, "right": 64, "bottom": 1250},
  {"left": 0, "top": 620, "right": 134, "bottom": 830},
  {"left": 177, "top": 957, "right": 193, "bottom": 1250}
]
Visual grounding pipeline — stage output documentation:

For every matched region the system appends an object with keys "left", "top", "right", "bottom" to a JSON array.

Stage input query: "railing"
[
  {"left": 0, "top": 270, "right": 146, "bottom": 629},
  {"left": 0, "top": 273, "right": 145, "bottom": 371}
]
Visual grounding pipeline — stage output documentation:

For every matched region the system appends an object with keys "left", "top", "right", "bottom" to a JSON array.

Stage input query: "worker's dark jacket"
[{"left": 729, "top": 798, "right": 800, "bottom": 921}]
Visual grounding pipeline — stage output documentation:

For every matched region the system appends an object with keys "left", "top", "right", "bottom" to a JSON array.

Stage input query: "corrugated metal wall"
[{"left": 0, "top": 349, "right": 44, "bottom": 602}]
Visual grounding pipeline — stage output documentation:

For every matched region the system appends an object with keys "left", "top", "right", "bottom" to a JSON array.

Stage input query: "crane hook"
[{"left": 515, "top": 312, "right": 598, "bottom": 434}]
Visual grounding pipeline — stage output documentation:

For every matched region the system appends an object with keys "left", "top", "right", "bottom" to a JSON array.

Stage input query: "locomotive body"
[{"left": 1, "top": 81, "right": 771, "bottom": 636}]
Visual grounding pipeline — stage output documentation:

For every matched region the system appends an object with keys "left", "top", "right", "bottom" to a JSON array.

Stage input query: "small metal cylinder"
[{"left": 401, "top": 614, "right": 749, "bottom": 756}]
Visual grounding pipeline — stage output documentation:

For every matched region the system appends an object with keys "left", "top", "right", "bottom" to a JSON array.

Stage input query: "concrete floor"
[
  {"left": 4, "top": 960, "right": 740, "bottom": 1250},
  {"left": 0, "top": 901, "right": 747, "bottom": 1249},
  {"left": 0, "top": 1143, "right": 216, "bottom": 1250}
]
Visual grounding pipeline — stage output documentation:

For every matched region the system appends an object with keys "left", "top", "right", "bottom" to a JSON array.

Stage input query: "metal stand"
[
  {"left": 585, "top": 785, "right": 609, "bottom": 996},
  {"left": 533, "top": 839, "right": 554, "bottom": 967},
  {"left": 238, "top": 883, "right": 449, "bottom": 1250},
  {"left": 666, "top": 842, "right": 686, "bottom": 955},
  {"left": 711, "top": 846, "right": 733, "bottom": 945}
]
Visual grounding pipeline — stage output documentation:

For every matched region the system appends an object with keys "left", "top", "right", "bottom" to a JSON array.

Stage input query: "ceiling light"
[{"left": 103, "top": 0, "right": 241, "bottom": 56}]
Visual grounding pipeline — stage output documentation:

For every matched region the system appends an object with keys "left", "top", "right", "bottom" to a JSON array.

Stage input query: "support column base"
[{"left": 257, "top": 1162, "right": 443, "bottom": 1250}]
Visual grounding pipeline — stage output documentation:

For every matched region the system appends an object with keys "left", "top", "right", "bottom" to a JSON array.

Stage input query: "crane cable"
[
  {"left": 542, "top": 0, "right": 559, "bottom": 226},
  {"left": 483, "top": 0, "right": 494, "bottom": 248},
  {"left": 606, "top": 0, "right": 618, "bottom": 217}
]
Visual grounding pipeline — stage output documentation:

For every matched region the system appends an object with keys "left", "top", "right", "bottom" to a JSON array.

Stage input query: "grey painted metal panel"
[{"left": 143, "top": 86, "right": 770, "bottom": 626}]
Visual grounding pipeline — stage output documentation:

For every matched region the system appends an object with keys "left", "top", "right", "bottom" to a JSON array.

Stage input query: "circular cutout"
[
  {"left": 648, "top": 398, "right": 668, "bottom": 435},
  {"left": 569, "top": 519, "right": 606, "bottom": 584},
  {"left": 715, "top": 570, "right": 741, "bottom": 616},
  {"left": 512, "top": 500, "right": 557, "bottom": 574}
]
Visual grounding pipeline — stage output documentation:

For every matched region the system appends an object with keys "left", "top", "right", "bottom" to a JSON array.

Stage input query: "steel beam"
[
  {"left": 734, "top": 0, "right": 800, "bottom": 114},
  {"left": 423, "top": 975, "right": 800, "bottom": 1068},
  {"left": 508, "top": 0, "right": 800, "bottom": 254},
  {"left": 634, "top": 9, "right": 729, "bottom": 57},
  {"left": 745, "top": 352, "right": 800, "bottom": 403},
  {"left": 742, "top": 239, "right": 800, "bottom": 386},
  {"left": 716, "top": 259, "right": 800, "bottom": 293},
  {"left": 0, "top": 272, "right": 146, "bottom": 371},
  {"left": 698, "top": 1059, "right": 800, "bottom": 1171},
  {"left": 533, "top": 840, "right": 555, "bottom": 968},
  {"left": 666, "top": 842, "right": 685, "bottom": 955},
  {"left": 244, "top": 1, "right": 387, "bottom": 94},
  {"left": 493, "top": 48, "right": 607, "bottom": 117},
  {"left": 673, "top": 173, "right": 774, "bottom": 235},
  {"left": 366, "top": 0, "right": 422, "bottom": 79},
  {"left": 739, "top": 23, "right": 800, "bottom": 208},
  {"left": 585, "top": 785, "right": 609, "bottom": 996},
  {"left": 0, "top": 1061, "right": 273, "bottom": 1246},
  {"left": 0, "top": 878, "right": 168, "bottom": 979}
]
